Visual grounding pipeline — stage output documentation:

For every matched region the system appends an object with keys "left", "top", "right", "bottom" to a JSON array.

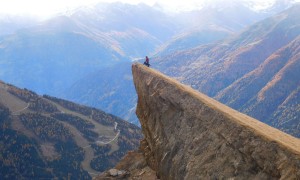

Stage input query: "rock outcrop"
[{"left": 97, "top": 63, "right": 300, "bottom": 179}]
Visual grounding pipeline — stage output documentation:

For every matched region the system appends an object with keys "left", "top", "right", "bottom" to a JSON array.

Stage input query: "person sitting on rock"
[{"left": 144, "top": 56, "right": 150, "bottom": 67}]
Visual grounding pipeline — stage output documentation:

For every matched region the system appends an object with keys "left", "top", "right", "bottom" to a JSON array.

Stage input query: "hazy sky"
[
  {"left": 0, "top": 0, "right": 282, "bottom": 18},
  {"left": 1, "top": 0, "right": 147, "bottom": 16}
]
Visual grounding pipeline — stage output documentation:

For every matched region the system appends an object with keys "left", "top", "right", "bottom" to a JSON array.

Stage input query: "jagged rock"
[
  {"left": 95, "top": 150, "right": 157, "bottom": 180},
  {"left": 131, "top": 63, "right": 300, "bottom": 179}
]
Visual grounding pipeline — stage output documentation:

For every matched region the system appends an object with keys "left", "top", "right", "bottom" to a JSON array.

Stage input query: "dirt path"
[
  {"left": 0, "top": 83, "right": 29, "bottom": 112},
  {"left": 44, "top": 99, "right": 120, "bottom": 177},
  {"left": 11, "top": 103, "right": 30, "bottom": 115},
  {"left": 58, "top": 121, "right": 101, "bottom": 176}
]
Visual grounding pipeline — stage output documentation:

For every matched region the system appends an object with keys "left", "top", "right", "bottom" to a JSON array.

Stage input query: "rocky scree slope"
[{"left": 98, "top": 64, "right": 300, "bottom": 179}]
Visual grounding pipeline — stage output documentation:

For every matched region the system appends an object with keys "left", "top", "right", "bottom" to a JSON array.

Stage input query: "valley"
[
  {"left": 0, "top": 0, "right": 300, "bottom": 178},
  {"left": 1, "top": 0, "right": 296, "bottom": 124},
  {"left": 64, "top": 2, "right": 300, "bottom": 139}
]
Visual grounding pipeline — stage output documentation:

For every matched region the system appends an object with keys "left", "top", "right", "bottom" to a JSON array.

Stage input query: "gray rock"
[
  {"left": 132, "top": 63, "right": 300, "bottom": 180},
  {"left": 118, "top": 170, "right": 126, "bottom": 176},
  {"left": 108, "top": 169, "right": 118, "bottom": 177}
]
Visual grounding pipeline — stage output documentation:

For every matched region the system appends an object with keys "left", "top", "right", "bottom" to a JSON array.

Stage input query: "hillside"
[
  {"left": 70, "top": 2, "right": 179, "bottom": 42},
  {"left": 216, "top": 35, "right": 300, "bottom": 136},
  {"left": 64, "top": 61, "right": 139, "bottom": 125},
  {"left": 0, "top": 2, "right": 175, "bottom": 97},
  {"left": 153, "top": 4, "right": 300, "bottom": 137},
  {"left": 155, "top": 25, "right": 233, "bottom": 56},
  {"left": 98, "top": 63, "right": 300, "bottom": 179},
  {"left": 153, "top": 0, "right": 299, "bottom": 56},
  {"left": 0, "top": 80, "right": 142, "bottom": 179},
  {"left": 0, "top": 15, "right": 128, "bottom": 96}
]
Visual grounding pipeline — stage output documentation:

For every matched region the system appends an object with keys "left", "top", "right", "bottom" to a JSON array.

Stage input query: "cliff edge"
[{"left": 98, "top": 63, "right": 300, "bottom": 179}]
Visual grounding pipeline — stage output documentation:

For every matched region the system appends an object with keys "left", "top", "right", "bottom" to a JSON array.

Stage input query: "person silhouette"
[{"left": 144, "top": 56, "right": 150, "bottom": 67}]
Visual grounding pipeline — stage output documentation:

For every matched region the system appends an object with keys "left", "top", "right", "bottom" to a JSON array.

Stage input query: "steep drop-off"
[{"left": 99, "top": 64, "right": 300, "bottom": 179}]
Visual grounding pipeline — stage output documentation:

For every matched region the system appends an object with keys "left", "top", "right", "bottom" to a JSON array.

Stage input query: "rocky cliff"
[{"left": 98, "top": 63, "right": 300, "bottom": 179}]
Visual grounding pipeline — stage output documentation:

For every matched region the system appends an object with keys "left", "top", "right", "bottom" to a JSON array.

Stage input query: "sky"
[
  {"left": 0, "top": 0, "right": 286, "bottom": 18},
  {"left": 0, "top": 0, "right": 147, "bottom": 16}
]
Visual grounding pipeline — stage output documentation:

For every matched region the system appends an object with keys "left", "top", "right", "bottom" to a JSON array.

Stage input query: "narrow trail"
[
  {"left": 83, "top": 130, "right": 121, "bottom": 149},
  {"left": 83, "top": 122, "right": 120, "bottom": 149},
  {"left": 11, "top": 103, "right": 30, "bottom": 115},
  {"left": 96, "top": 130, "right": 120, "bottom": 145},
  {"left": 44, "top": 99, "right": 121, "bottom": 177},
  {"left": 88, "top": 172, "right": 99, "bottom": 176}
]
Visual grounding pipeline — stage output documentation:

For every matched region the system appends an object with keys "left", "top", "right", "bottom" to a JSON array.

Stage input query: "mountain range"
[
  {"left": 0, "top": 16, "right": 126, "bottom": 95},
  {"left": 0, "top": 2, "right": 180, "bottom": 96},
  {"left": 1, "top": 1, "right": 300, "bottom": 179},
  {"left": 0, "top": 80, "right": 142, "bottom": 179},
  {"left": 66, "top": 3, "right": 300, "bottom": 136},
  {"left": 153, "top": 4, "right": 300, "bottom": 137},
  {"left": 59, "top": 1, "right": 297, "bottom": 124},
  {"left": 0, "top": 1, "right": 299, "bottom": 129}
]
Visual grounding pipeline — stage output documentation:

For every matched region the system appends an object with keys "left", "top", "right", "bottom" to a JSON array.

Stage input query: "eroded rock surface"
[
  {"left": 96, "top": 63, "right": 300, "bottom": 179},
  {"left": 132, "top": 63, "right": 300, "bottom": 179}
]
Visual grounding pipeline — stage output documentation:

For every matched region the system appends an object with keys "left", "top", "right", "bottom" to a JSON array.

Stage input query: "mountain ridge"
[
  {"left": 152, "top": 4, "right": 300, "bottom": 137},
  {"left": 1, "top": 1, "right": 299, "bottom": 128},
  {"left": 66, "top": 3, "right": 300, "bottom": 126}
]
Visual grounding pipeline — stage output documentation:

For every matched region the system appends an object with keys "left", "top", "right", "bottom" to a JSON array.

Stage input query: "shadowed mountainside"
[
  {"left": 0, "top": 80, "right": 142, "bottom": 179},
  {"left": 0, "top": 3, "right": 176, "bottom": 96},
  {"left": 65, "top": 62, "right": 139, "bottom": 125},
  {"left": 0, "top": 15, "right": 128, "bottom": 96}
]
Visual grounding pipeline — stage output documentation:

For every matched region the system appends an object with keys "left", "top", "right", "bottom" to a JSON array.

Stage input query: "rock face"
[{"left": 131, "top": 63, "right": 300, "bottom": 179}]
